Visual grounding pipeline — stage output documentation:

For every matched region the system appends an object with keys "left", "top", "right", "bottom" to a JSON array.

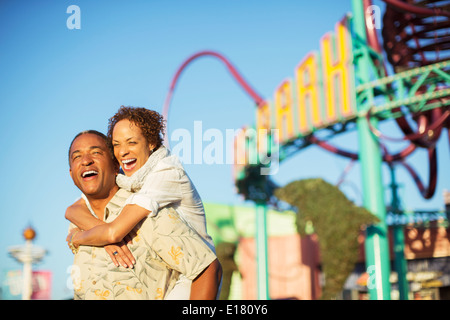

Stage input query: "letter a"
[
  {"left": 366, "top": 5, "right": 381, "bottom": 30},
  {"left": 66, "top": 5, "right": 81, "bottom": 30}
]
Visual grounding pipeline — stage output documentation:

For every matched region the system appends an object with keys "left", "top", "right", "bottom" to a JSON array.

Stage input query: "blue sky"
[{"left": 0, "top": 0, "right": 448, "bottom": 300}]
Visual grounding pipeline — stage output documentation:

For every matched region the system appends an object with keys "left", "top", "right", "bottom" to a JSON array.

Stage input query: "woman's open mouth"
[{"left": 122, "top": 158, "right": 137, "bottom": 172}]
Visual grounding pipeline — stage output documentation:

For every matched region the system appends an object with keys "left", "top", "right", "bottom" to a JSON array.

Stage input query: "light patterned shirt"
[{"left": 71, "top": 188, "right": 217, "bottom": 300}]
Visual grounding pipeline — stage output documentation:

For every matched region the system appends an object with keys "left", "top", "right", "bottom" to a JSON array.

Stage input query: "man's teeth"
[
  {"left": 122, "top": 159, "right": 136, "bottom": 164},
  {"left": 82, "top": 170, "right": 98, "bottom": 178}
]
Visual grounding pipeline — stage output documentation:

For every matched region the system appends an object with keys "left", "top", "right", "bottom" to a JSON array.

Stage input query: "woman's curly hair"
[{"left": 107, "top": 106, "right": 166, "bottom": 149}]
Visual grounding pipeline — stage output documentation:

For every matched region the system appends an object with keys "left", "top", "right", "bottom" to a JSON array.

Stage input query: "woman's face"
[{"left": 112, "top": 119, "right": 155, "bottom": 176}]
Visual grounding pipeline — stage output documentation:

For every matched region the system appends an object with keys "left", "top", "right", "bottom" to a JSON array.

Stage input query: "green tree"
[{"left": 275, "top": 178, "right": 379, "bottom": 299}]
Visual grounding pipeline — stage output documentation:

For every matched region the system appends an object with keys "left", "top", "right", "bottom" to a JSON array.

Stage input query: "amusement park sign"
[
  {"left": 234, "top": 16, "right": 357, "bottom": 176},
  {"left": 258, "top": 17, "right": 356, "bottom": 140},
  {"left": 234, "top": 16, "right": 356, "bottom": 178}
]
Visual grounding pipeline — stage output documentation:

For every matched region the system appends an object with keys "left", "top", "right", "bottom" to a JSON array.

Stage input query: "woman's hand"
[
  {"left": 66, "top": 228, "right": 135, "bottom": 268},
  {"left": 104, "top": 241, "right": 136, "bottom": 268}
]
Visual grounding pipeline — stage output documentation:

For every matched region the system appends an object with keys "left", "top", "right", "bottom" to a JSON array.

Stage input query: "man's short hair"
[{"left": 68, "top": 130, "right": 118, "bottom": 166}]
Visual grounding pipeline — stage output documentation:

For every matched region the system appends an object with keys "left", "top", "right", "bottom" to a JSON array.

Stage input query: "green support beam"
[
  {"left": 255, "top": 202, "right": 270, "bottom": 300},
  {"left": 389, "top": 164, "right": 409, "bottom": 300},
  {"left": 352, "top": 0, "right": 391, "bottom": 300}
]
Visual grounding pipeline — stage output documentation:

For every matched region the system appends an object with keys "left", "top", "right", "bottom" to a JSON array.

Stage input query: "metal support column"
[
  {"left": 389, "top": 164, "right": 409, "bottom": 300},
  {"left": 352, "top": 0, "right": 391, "bottom": 300},
  {"left": 255, "top": 202, "right": 269, "bottom": 300}
]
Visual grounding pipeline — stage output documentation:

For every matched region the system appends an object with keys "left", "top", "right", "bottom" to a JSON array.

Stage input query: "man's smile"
[{"left": 81, "top": 169, "right": 99, "bottom": 180}]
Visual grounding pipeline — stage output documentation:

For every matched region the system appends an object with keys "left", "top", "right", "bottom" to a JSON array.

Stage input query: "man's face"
[{"left": 69, "top": 133, "right": 118, "bottom": 198}]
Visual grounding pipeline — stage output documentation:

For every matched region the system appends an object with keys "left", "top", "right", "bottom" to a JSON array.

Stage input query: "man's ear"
[{"left": 69, "top": 168, "right": 73, "bottom": 180}]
